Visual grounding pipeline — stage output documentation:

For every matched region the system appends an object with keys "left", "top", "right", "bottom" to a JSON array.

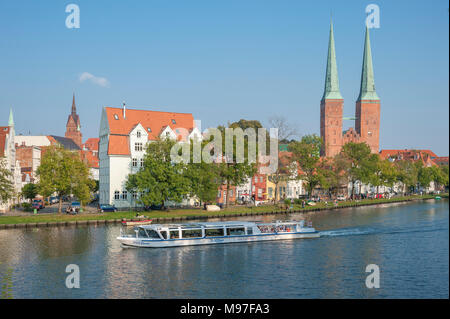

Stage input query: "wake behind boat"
[{"left": 117, "top": 220, "right": 320, "bottom": 248}]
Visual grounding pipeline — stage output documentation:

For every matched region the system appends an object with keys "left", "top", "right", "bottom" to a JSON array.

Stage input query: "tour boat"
[{"left": 117, "top": 220, "right": 320, "bottom": 248}]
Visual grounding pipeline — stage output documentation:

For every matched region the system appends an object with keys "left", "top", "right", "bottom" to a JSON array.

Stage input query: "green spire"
[
  {"left": 357, "top": 26, "right": 379, "bottom": 101},
  {"left": 322, "top": 19, "right": 343, "bottom": 100},
  {"left": 8, "top": 108, "right": 14, "bottom": 127}
]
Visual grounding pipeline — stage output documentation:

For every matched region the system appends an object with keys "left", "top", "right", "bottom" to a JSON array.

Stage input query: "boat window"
[
  {"left": 181, "top": 229, "right": 202, "bottom": 238},
  {"left": 160, "top": 231, "right": 168, "bottom": 239},
  {"left": 205, "top": 228, "right": 224, "bottom": 237},
  {"left": 138, "top": 228, "right": 148, "bottom": 238},
  {"left": 170, "top": 230, "right": 180, "bottom": 239},
  {"left": 247, "top": 227, "right": 253, "bottom": 235},
  {"left": 276, "top": 225, "right": 296, "bottom": 232},
  {"left": 226, "top": 227, "right": 245, "bottom": 236},
  {"left": 257, "top": 225, "right": 275, "bottom": 233},
  {"left": 145, "top": 229, "right": 161, "bottom": 239}
]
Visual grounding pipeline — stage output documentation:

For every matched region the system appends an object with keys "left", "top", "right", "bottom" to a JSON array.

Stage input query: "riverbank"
[{"left": 0, "top": 194, "right": 447, "bottom": 228}]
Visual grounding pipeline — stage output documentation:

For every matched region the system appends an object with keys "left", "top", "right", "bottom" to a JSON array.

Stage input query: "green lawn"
[{"left": 0, "top": 193, "right": 446, "bottom": 225}]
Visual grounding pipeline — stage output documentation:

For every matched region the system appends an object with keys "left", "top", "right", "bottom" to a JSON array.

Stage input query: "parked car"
[
  {"left": 336, "top": 195, "right": 346, "bottom": 201},
  {"left": 66, "top": 201, "right": 81, "bottom": 214},
  {"left": 98, "top": 204, "right": 117, "bottom": 212},
  {"left": 49, "top": 196, "right": 59, "bottom": 204},
  {"left": 32, "top": 199, "right": 45, "bottom": 210}
]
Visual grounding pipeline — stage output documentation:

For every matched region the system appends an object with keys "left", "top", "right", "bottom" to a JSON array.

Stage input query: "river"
[{"left": 0, "top": 199, "right": 448, "bottom": 298}]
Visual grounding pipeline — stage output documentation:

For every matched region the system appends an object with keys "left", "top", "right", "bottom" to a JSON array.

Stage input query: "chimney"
[{"left": 122, "top": 101, "right": 126, "bottom": 119}]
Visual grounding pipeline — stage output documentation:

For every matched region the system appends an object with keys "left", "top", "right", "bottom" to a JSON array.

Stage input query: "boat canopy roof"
[{"left": 139, "top": 220, "right": 303, "bottom": 230}]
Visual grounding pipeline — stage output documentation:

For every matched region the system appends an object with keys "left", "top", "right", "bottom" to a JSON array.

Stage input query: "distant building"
[
  {"left": 321, "top": 21, "right": 380, "bottom": 157},
  {"left": 379, "top": 149, "right": 438, "bottom": 167},
  {"left": 65, "top": 94, "right": 82, "bottom": 148},
  {"left": 0, "top": 109, "right": 22, "bottom": 212},
  {"left": 99, "top": 105, "right": 200, "bottom": 208}
]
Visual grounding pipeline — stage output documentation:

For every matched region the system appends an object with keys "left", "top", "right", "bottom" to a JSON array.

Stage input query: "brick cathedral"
[
  {"left": 320, "top": 21, "right": 380, "bottom": 157},
  {"left": 65, "top": 93, "right": 83, "bottom": 148}
]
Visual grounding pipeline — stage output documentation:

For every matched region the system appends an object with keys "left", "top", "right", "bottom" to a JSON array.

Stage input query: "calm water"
[{"left": 0, "top": 200, "right": 448, "bottom": 298}]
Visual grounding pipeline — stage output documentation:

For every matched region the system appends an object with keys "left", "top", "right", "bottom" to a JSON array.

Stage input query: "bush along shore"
[{"left": 0, "top": 194, "right": 447, "bottom": 229}]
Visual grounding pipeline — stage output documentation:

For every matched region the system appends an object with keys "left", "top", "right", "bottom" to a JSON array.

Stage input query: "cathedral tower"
[
  {"left": 65, "top": 93, "right": 82, "bottom": 147},
  {"left": 320, "top": 20, "right": 344, "bottom": 157},
  {"left": 355, "top": 26, "right": 380, "bottom": 153}
]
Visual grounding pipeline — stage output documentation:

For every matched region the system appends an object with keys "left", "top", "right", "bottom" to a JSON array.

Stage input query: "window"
[
  {"left": 146, "top": 230, "right": 161, "bottom": 239},
  {"left": 182, "top": 229, "right": 202, "bottom": 238},
  {"left": 169, "top": 230, "right": 180, "bottom": 239},
  {"left": 138, "top": 228, "right": 148, "bottom": 238},
  {"left": 205, "top": 228, "right": 224, "bottom": 237},
  {"left": 132, "top": 158, "right": 138, "bottom": 167},
  {"left": 114, "top": 114, "right": 119, "bottom": 120},
  {"left": 218, "top": 190, "right": 221, "bottom": 197},
  {"left": 135, "top": 143, "right": 143, "bottom": 151},
  {"left": 140, "top": 158, "right": 144, "bottom": 167},
  {"left": 254, "top": 176, "right": 258, "bottom": 183},
  {"left": 122, "top": 191, "right": 128, "bottom": 200},
  {"left": 160, "top": 231, "right": 167, "bottom": 239},
  {"left": 137, "top": 131, "right": 141, "bottom": 138},
  {"left": 147, "top": 127, "right": 152, "bottom": 133},
  {"left": 226, "top": 227, "right": 245, "bottom": 236},
  {"left": 247, "top": 227, "right": 253, "bottom": 235},
  {"left": 258, "top": 188, "right": 262, "bottom": 198},
  {"left": 229, "top": 189, "right": 233, "bottom": 197},
  {"left": 171, "top": 119, "right": 176, "bottom": 124},
  {"left": 114, "top": 191, "right": 120, "bottom": 200},
  {"left": 268, "top": 187, "right": 273, "bottom": 197},
  {"left": 260, "top": 176, "right": 263, "bottom": 183},
  {"left": 132, "top": 191, "right": 138, "bottom": 199}
]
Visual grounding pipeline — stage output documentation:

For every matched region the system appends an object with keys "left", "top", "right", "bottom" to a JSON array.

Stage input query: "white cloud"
[{"left": 79, "top": 72, "right": 110, "bottom": 88}]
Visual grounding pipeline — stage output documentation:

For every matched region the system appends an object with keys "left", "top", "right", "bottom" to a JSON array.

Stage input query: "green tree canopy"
[
  {"left": 36, "top": 146, "right": 94, "bottom": 213},
  {"left": 0, "top": 158, "right": 14, "bottom": 204},
  {"left": 126, "top": 138, "right": 190, "bottom": 209}
]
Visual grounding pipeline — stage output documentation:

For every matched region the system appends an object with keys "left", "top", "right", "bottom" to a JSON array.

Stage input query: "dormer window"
[
  {"left": 114, "top": 114, "right": 119, "bottom": 120},
  {"left": 172, "top": 119, "right": 176, "bottom": 124},
  {"left": 147, "top": 127, "right": 152, "bottom": 133}
]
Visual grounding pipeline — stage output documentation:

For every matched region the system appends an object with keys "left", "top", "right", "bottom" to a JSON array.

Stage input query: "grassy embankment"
[{"left": 0, "top": 193, "right": 446, "bottom": 226}]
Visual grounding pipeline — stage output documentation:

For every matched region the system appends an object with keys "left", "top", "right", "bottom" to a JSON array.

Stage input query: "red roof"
[
  {"left": 380, "top": 149, "right": 438, "bottom": 159},
  {"left": 105, "top": 107, "right": 195, "bottom": 155},
  {"left": 81, "top": 150, "right": 99, "bottom": 168},
  {"left": 379, "top": 149, "right": 438, "bottom": 167},
  {"left": 83, "top": 138, "right": 99, "bottom": 152}
]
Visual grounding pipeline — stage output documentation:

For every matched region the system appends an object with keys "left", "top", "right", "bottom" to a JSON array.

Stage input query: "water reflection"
[{"left": 0, "top": 200, "right": 448, "bottom": 298}]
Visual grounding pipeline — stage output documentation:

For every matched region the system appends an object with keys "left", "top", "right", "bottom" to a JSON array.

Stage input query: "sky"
[{"left": 0, "top": 0, "right": 448, "bottom": 155}]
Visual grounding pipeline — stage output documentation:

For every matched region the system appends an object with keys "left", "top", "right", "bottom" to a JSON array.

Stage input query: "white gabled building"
[{"left": 99, "top": 105, "right": 198, "bottom": 208}]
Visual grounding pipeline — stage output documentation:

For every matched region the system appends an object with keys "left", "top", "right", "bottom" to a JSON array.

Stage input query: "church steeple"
[
  {"left": 71, "top": 93, "right": 77, "bottom": 114},
  {"left": 357, "top": 26, "right": 379, "bottom": 101},
  {"left": 8, "top": 108, "right": 14, "bottom": 127},
  {"left": 322, "top": 19, "right": 343, "bottom": 100}
]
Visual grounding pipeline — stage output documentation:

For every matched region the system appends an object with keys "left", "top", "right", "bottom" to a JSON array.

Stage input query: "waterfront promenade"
[{"left": 0, "top": 194, "right": 446, "bottom": 228}]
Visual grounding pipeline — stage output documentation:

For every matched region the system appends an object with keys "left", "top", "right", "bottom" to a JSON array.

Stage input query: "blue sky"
[{"left": 0, "top": 0, "right": 448, "bottom": 155}]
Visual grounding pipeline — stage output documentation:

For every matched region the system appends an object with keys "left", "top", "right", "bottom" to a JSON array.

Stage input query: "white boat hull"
[{"left": 117, "top": 231, "right": 320, "bottom": 248}]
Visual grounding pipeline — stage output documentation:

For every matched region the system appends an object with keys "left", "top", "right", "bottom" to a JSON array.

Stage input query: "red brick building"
[
  {"left": 65, "top": 94, "right": 83, "bottom": 148},
  {"left": 321, "top": 22, "right": 380, "bottom": 157}
]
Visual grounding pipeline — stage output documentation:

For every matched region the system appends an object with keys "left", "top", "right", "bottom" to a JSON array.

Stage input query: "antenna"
[{"left": 122, "top": 100, "right": 126, "bottom": 119}]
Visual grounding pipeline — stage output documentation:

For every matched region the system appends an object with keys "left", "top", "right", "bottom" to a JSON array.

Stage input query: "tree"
[
  {"left": 429, "top": 165, "right": 447, "bottom": 192},
  {"left": 339, "top": 142, "right": 377, "bottom": 199},
  {"left": 371, "top": 158, "right": 398, "bottom": 194},
  {"left": 417, "top": 163, "right": 433, "bottom": 192},
  {"left": 126, "top": 138, "right": 190, "bottom": 210},
  {"left": 184, "top": 140, "right": 221, "bottom": 206},
  {"left": 395, "top": 160, "right": 419, "bottom": 195},
  {"left": 21, "top": 183, "right": 38, "bottom": 203},
  {"left": 267, "top": 152, "right": 293, "bottom": 204},
  {"left": 0, "top": 158, "right": 14, "bottom": 204},
  {"left": 216, "top": 125, "right": 257, "bottom": 207},
  {"left": 289, "top": 134, "right": 323, "bottom": 198},
  {"left": 267, "top": 116, "right": 298, "bottom": 143},
  {"left": 36, "top": 146, "right": 94, "bottom": 213}
]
